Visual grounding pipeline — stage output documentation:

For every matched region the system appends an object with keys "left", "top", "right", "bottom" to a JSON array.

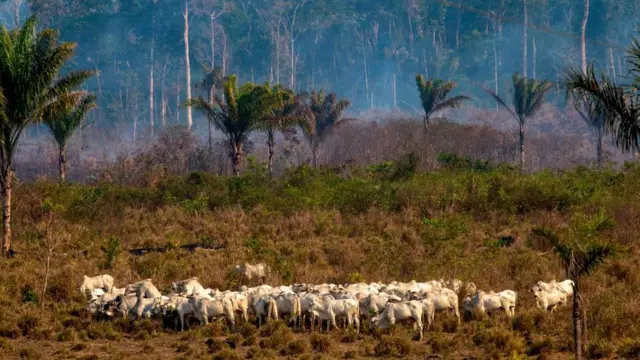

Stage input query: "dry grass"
[{"left": 1, "top": 161, "right": 640, "bottom": 359}]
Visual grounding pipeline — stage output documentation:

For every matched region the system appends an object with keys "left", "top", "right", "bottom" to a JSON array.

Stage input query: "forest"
[{"left": 1, "top": 1, "right": 640, "bottom": 359}]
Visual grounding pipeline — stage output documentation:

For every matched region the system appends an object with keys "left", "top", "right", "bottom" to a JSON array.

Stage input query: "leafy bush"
[{"left": 101, "top": 236, "right": 121, "bottom": 269}]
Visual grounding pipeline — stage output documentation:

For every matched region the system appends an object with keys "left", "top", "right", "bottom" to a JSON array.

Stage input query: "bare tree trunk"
[
  {"left": 580, "top": 0, "right": 589, "bottom": 74},
  {"left": 210, "top": 13, "right": 216, "bottom": 69},
  {"left": 58, "top": 146, "right": 66, "bottom": 182},
  {"left": 609, "top": 47, "right": 616, "bottom": 83},
  {"left": 176, "top": 83, "right": 181, "bottom": 125},
  {"left": 222, "top": 30, "right": 228, "bottom": 77},
  {"left": 493, "top": 46, "right": 499, "bottom": 110},
  {"left": 392, "top": 73, "right": 397, "bottom": 109},
  {"left": 41, "top": 248, "right": 52, "bottom": 312},
  {"left": 573, "top": 281, "right": 583, "bottom": 360},
  {"left": 149, "top": 38, "right": 155, "bottom": 138},
  {"left": 184, "top": 0, "right": 193, "bottom": 130},
  {"left": 455, "top": 0, "right": 462, "bottom": 49},
  {"left": 422, "top": 48, "right": 429, "bottom": 78},
  {"left": 208, "top": 87, "right": 214, "bottom": 153},
  {"left": 532, "top": 36, "right": 537, "bottom": 79},
  {"left": 161, "top": 58, "right": 168, "bottom": 128},
  {"left": 2, "top": 169, "right": 12, "bottom": 257},
  {"left": 523, "top": 0, "right": 528, "bottom": 78},
  {"left": 363, "top": 42, "right": 370, "bottom": 109},
  {"left": 519, "top": 124, "right": 525, "bottom": 172}
]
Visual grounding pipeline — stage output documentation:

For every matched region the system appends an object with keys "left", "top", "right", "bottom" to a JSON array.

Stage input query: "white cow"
[
  {"left": 161, "top": 295, "right": 194, "bottom": 331},
  {"left": 463, "top": 290, "right": 517, "bottom": 318},
  {"left": 126, "top": 279, "right": 162, "bottom": 299},
  {"left": 252, "top": 295, "right": 278, "bottom": 328},
  {"left": 235, "top": 263, "right": 270, "bottom": 284},
  {"left": 130, "top": 296, "right": 163, "bottom": 320},
  {"left": 530, "top": 284, "right": 567, "bottom": 312},
  {"left": 190, "top": 296, "right": 236, "bottom": 330},
  {"left": 371, "top": 301, "right": 424, "bottom": 340},
  {"left": 218, "top": 291, "right": 250, "bottom": 323},
  {"left": 309, "top": 298, "right": 360, "bottom": 332},
  {"left": 171, "top": 277, "right": 211, "bottom": 298},
  {"left": 273, "top": 293, "right": 302, "bottom": 329},
  {"left": 423, "top": 289, "right": 460, "bottom": 324},
  {"left": 80, "top": 275, "right": 114, "bottom": 298}
]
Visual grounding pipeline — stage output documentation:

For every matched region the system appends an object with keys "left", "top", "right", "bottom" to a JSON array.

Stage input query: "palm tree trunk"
[
  {"left": 596, "top": 134, "right": 603, "bottom": 168},
  {"left": 2, "top": 168, "right": 12, "bottom": 257},
  {"left": 59, "top": 146, "right": 67, "bottom": 182},
  {"left": 232, "top": 142, "right": 243, "bottom": 176},
  {"left": 311, "top": 141, "right": 320, "bottom": 168},
  {"left": 573, "top": 280, "right": 583, "bottom": 360},
  {"left": 519, "top": 125, "right": 525, "bottom": 172},
  {"left": 267, "top": 131, "right": 275, "bottom": 176},
  {"left": 208, "top": 87, "right": 214, "bottom": 154}
]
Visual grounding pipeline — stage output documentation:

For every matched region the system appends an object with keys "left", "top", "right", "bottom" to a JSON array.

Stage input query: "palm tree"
[
  {"left": 486, "top": 73, "right": 553, "bottom": 172},
  {"left": 0, "top": 17, "right": 95, "bottom": 256},
  {"left": 186, "top": 74, "right": 265, "bottom": 176},
  {"left": 43, "top": 93, "right": 97, "bottom": 182},
  {"left": 415, "top": 74, "right": 470, "bottom": 129},
  {"left": 533, "top": 213, "right": 615, "bottom": 360},
  {"left": 299, "top": 90, "right": 350, "bottom": 168},
  {"left": 565, "top": 59, "right": 640, "bottom": 155},
  {"left": 194, "top": 65, "right": 224, "bottom": 152},
  {"left": 255, "top": 84, "right": 309, "bottom": 175},
  {"left": 565, "top": 73, "right": 606, "bottom": 167}
]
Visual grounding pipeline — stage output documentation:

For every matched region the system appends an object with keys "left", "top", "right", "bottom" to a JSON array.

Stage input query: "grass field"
[{"left": 1, "top": 159, "right": 639, "bottom": 359}]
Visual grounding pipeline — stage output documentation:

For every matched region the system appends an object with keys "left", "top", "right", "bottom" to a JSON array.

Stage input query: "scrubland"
[{"left": 1, "top": 151, "right": 639, "bottom": 359}]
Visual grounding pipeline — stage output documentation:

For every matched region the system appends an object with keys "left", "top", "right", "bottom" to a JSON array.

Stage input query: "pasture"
[{"left": 1, "top": 163, "right": 640, "bottom": 359}]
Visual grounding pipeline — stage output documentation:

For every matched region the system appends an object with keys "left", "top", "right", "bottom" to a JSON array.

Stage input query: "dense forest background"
[{"left": 0, "top": 0, "right": 637, "bottom": 180}]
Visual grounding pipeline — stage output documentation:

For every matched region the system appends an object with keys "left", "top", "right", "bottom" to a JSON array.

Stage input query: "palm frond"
[
  {"left": 565, "top": 64, "right": 640, "bottom": 152},
  {"left": 485, "top": 88, "right": 519, "bottom": 123},
  {"left": 432, "top": 95, "right": 472, "bottom": 113},
  {"left": 579, "top": 244, "right": 615, "bottom": 275}
]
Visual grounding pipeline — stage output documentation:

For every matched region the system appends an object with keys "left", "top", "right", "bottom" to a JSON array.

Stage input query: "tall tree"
[
  {"left": 299, "top": 90, "right": 350, "bottom": 168},
  {"left": 580, "top": 0, "right": 589, "bottom": 74},
  {"left": 43, "top": 94, "right": 97, "bottom": 182},
  {"left": 565, "top": 40, "right": 640, "bottom": 155},
  {"left": 256, "top": 85, "right": 308, "bottom": 175},
  {"left": 186, "top": 75, "right": 265, "bottom": 175},
  {"left": 415, "top": 74, "right": 470, "bottom": 129},
  {"left": 0, "top": 17, "right": 94, "bottom": 256},
  {"left": 194, "top": 65, "right": 224, "bottom": 152},
  {"left": 533, "top": 212, "right": 615, "bottom": 360},
  {"left": 184, "top": 0, "right": 193, "bottom": 130},
  {"left": 486, "top": 73, "right": 553, "bottom": 171},
  {"left": 565, "top": 67, "right": 606, "bottom": 167}
]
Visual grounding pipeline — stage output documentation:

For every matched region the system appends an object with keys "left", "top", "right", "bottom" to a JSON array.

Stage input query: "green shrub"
[
  {"left": 617, "top": 338, "right": 640, "bottom": 358},
  {"left": 587, "top": 340, "right": 615, "bottom": 359},
  {"left": 102, "top": 236, "right": 121, "bottom": 269},
  {"left": 472, "top": 327, "right": 525, "bottom": 356}
]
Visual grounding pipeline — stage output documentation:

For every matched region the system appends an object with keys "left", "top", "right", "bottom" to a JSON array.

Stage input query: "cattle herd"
[{"left": 80, "top": 263, "right": 576, "bottom": 340}]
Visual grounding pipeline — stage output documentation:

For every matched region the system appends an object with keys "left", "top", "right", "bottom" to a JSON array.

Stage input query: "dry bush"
[
  {"left": 258, "top": 324, "right": 293, "bottom": 350},
  {"left": 310, "top": 333, "right": 332, "bottom": 353},
  {"left": 211, "top": 348, "right": 243, "bottom": 360},
  {"left": 283, "top": 338, "right": 310, "bottom": 355},
  {"left": 373, "top": 335, "right": 413, "bottom": 357},
  {"left": 246, "top": 346, "right": 277, "bottom": 359},
  {"left": 206, "top": 338, "right": 229, "bottom": 353}
]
